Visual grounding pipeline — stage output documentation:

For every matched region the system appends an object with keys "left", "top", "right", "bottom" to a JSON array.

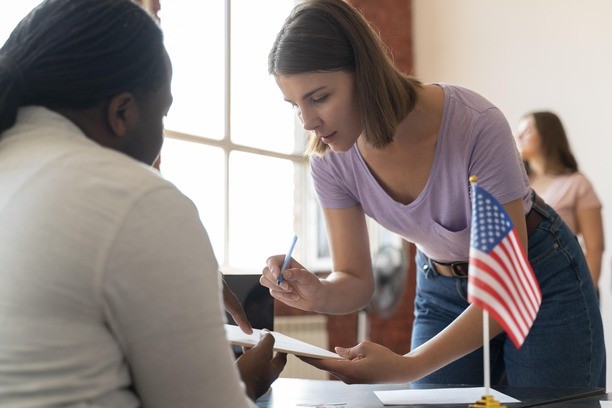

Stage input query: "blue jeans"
[{"left": 411, "top": 201, "right": 606, "bottom": 387}]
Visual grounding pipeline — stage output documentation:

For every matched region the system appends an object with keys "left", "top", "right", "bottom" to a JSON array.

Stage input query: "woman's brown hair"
[
  {"left": 268, "top": 0, "right": 421, "bottom": 156},
  {"left": 525, "top": 111, "right": 578, "bottom": 175}
]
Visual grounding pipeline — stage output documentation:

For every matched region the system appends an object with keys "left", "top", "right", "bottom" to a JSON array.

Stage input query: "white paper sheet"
[
  {"left": 225, "top": 324, "right": 342, "bottom": 360},
  {"left": 374, "top": 387, "right": 520, "bottom": 405},
  {"left": 600, "top": 401, "right": 612, "bottom": 407}
]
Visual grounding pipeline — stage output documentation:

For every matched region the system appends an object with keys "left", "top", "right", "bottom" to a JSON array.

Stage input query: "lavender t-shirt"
[{"left": 311, "top": 84, "right": 530, "bottom": 262}]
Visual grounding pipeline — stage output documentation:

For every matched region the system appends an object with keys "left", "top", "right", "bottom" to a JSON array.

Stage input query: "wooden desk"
[{"left": 256, "top": 378, "right": 606, "bottom": 407}]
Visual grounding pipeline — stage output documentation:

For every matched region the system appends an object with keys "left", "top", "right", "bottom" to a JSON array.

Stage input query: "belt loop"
[
  {"left": 423, "top": 256, "right": 435, "bottom": 279},
  {"left": 421, "top": 253, "right": 469, "bottom": 278}
]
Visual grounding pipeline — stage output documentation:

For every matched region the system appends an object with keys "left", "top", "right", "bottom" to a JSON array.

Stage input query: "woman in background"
[{"left": 517, "top": 111, "right": 604, "bottom": 290}]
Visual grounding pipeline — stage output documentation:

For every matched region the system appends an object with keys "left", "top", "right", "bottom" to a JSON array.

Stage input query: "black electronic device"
[{"left": 223, "top": 273, "right": 274, "bottom": 331}]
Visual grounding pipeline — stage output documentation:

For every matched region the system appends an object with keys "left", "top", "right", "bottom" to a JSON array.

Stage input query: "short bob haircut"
[
  {"left": 523, "top": 111, "right": 578, "bottom": 175},
  {"left": 268, "top": 0, "right": 422, "bottom": 156}
]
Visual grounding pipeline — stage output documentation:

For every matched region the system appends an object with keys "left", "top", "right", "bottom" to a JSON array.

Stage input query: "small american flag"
[{"left": 468, "top": 182, "right": 542, "bottom": 349}]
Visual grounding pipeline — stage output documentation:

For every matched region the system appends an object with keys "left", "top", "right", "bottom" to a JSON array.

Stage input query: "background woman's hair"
[
  {"left": 0, "top": 0, "right": 166, "bottom": 137},
  {"left": 526, "top": 111, "right": 578, "bottom": 175},
  {"left": 268, "top": 0, "right": 421, "bottom": 156}
]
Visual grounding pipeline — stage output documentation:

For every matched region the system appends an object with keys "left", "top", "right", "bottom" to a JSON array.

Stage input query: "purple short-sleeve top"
[{"left": 310, "top": 84, "right": 531, "bottom": 262}]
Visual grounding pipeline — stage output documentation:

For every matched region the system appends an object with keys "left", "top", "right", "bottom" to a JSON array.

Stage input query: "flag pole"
[
  {"left": 469, "top": 309, "right": 506, "bottom": 407},
  {"left": 468, "top": 176, "right": 506, "bottom": 408},
  {"left": 483, "top": 310, "right": 490, "bottom": 396}
]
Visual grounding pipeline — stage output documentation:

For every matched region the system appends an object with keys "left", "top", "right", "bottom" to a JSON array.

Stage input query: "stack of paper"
[
  {"left": 225, "top": 324, "right": 342, "bottom": 360},
  {"left": 374, "top": 387, "right": 519, "bottom": 405}
]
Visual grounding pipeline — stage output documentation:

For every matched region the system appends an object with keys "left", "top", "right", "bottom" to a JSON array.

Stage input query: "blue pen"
[{"left": 277, "top": 235, "right": 298, "bottom": 285}]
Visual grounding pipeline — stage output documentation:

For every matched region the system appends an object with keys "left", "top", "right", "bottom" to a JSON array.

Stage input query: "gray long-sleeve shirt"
[{"left": 0, "top": 107, "right": 256, "bottom": 408}]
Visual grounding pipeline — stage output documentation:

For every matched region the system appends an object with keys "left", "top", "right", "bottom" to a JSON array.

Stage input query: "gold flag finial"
[{"left": 469, "top": 175, "right": 478, "bottom": 183}]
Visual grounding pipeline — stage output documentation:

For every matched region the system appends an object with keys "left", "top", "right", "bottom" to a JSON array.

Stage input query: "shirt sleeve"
[
  {"left": 574, "top": 173, "right": 602, "bottom": 210},
  {"left": 100, "top": 187, "right": 256, "bottom": 408},
  {"left": 467, "top": 107, "right": 530, "bottom": 207},
  {"left": 310, "top": 154, "right": 359, "bottom": 209}
]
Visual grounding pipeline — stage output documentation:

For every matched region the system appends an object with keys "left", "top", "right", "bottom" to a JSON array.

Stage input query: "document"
[
  {"left": 374, "top": 387, "right": 519, "bottom": 405},
  {"left": 225, "top": 324, "right": 343, "bottom": 360}
]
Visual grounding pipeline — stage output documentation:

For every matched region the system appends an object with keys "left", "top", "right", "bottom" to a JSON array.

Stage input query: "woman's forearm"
[
  {"left": 316, "top": 270, "right": 375, "bottom": 313},
  {"left": 585, "top": 249, "right": 603, "bottom": 289},
  {"left": 403, "top": 303, "right": 504, "bottom": 380}
]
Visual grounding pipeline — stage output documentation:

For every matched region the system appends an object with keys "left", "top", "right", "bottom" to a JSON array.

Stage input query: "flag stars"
[{"left": 471, "top": 189, "right": 514, "bottom": 251}]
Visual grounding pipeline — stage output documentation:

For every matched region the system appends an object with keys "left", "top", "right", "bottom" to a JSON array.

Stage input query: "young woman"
[
  {"left": 517, "top": 111, "right": 605, "bottom": 290},
  {"left": 260, "top": 0, "right": 605, "bottom": 387},
  {"left": 0, "top": 0, "right": 285, "bottom": 406}
]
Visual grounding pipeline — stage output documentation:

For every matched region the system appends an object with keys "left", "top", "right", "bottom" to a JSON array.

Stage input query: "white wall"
[{"left": 413, "top": 0, "right": 612, "bottom": 389}]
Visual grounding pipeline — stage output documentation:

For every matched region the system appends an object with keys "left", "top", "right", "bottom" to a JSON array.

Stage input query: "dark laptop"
[{"left": 223, "top": 273, "right": 274, "bottom": 331}]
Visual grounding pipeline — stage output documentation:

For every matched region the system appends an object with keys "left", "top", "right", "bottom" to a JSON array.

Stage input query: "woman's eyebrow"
[
  {"left": 300, "top": 86, "right": 327, "bottom": 101},
  {"left": 284, "top": 86, "right": 328, "bottom": 104}
]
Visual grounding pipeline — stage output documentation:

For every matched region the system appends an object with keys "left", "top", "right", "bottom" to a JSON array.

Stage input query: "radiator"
[{"left": 274, "top": 315, "right": 329, "bottom": 379}]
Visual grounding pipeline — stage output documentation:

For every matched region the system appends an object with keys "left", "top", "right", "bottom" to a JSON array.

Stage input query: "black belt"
[
  {"left": 424, "top": 192, "right": 546, "bottom": 278},
  {"left": 425, "top": 258, "right": 470, "bottom": 278}
]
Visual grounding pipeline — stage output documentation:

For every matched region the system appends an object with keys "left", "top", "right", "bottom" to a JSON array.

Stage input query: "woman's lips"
[{"left": 320, "top": 131, "right": 337, "bottom": 144}]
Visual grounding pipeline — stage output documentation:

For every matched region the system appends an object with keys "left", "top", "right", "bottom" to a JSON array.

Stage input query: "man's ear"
[{"left": 106, "top": 92, "right": 140, "bottom": 137}]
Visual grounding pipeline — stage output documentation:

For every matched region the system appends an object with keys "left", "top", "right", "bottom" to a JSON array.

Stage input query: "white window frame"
[
  {"left": 155, "top": 0, "right": 313, "bottom": 274},
  {"left": 152, "top": 0, "right": 400, "bottom": 274}
]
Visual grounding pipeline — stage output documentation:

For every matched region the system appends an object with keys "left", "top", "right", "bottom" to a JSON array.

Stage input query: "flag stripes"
[
  {"left": 468, "top": 230, "right": 541, "bottom": 347},
  {"left": 468, "top": 183, "right": 542, "bottom": 349}
]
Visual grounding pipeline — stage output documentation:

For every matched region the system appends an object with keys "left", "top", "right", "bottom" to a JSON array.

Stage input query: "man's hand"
[
  {"left": 222, "top": 278, "right": 253, "bottom": 334},
  {"left": 237, "top": 330, "right": 287, "bottom": 400}
]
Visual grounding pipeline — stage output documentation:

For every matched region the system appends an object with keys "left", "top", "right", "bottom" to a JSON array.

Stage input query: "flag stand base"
[{"left": 468, "top": 395, "right": 507, "bottom": 407}]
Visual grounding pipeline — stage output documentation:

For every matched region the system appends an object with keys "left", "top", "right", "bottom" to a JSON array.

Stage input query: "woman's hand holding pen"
[{"left": 260, "top": 255, "right": 324, "bottom": 312}]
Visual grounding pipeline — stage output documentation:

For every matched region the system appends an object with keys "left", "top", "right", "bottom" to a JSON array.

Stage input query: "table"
[{"left": 256, "top": 378, "right": 607, "bottom": 407}]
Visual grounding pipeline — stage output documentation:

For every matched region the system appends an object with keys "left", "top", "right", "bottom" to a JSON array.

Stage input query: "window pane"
[
  {"left": 159, "top": 2, "right": 225, "bottom": 139},
  {"left": 159, "top": 138, "right": 226, "bottom": 261},
  {"left": 230, "top": 0, "right": 298, "bottom": 153},
  {"left": 303, "top": 171, "right": 332, "bottom": 272},
  {"left": 229, "top": 152, "right": 295, "bottom": 269}
]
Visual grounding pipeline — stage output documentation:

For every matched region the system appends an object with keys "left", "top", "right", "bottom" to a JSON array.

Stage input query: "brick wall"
[{"left": 348, "top": 0, "right": 414, "bottom": 74}]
